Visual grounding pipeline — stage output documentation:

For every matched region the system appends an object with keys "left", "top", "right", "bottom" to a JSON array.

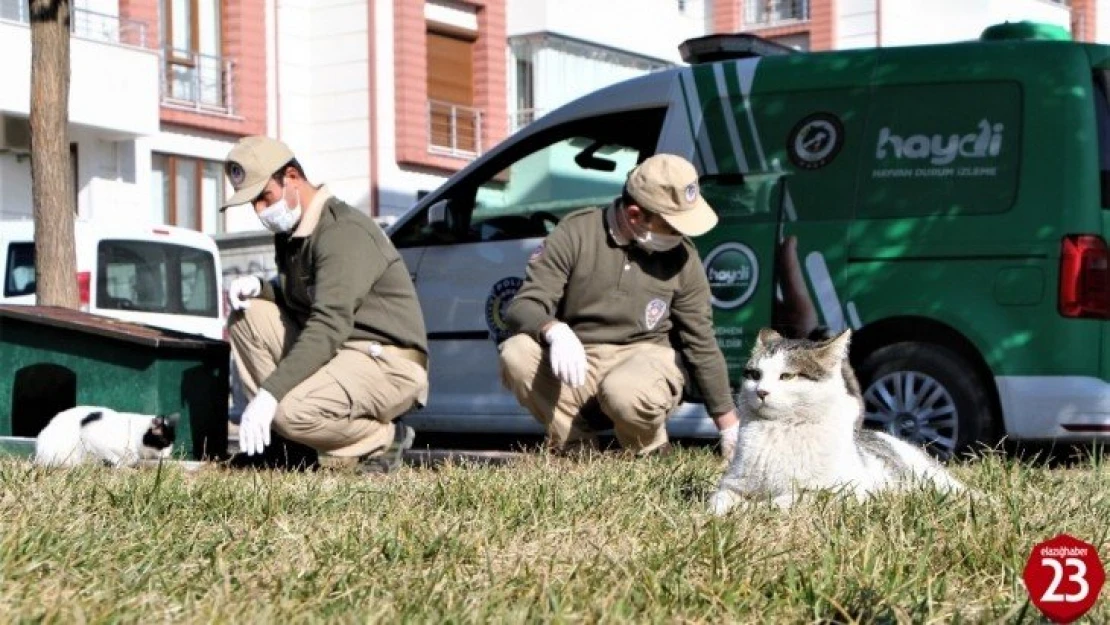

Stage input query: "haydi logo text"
[{"left": 875, "top": 120, "right": 1004, "bottom": 165}]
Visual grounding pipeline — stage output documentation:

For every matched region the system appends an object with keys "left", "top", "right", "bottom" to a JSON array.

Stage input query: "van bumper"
[{"left": 995, "top": 376, "right": 1110, "bottom": 440}]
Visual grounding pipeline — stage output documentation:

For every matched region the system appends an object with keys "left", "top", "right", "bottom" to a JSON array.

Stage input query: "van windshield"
[{"left": 97, "top": 240, "right": 218, "bottom": 317}]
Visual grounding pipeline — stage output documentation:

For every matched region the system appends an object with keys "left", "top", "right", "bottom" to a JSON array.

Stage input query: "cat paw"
[{"left": 708, "top": 491, "right": 736, "bottom": 516}]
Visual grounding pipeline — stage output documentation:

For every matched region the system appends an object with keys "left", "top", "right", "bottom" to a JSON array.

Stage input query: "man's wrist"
[{"left": 711, "top": 408, "right": 740, "bottom": 431}]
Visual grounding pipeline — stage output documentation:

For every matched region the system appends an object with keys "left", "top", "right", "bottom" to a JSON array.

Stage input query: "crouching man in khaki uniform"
[
  {"left": 499, "top": 154, "right": 740, "bottom": 457},
  {"left": 220, "top": 136, "right": 429, "bottom": 471}
]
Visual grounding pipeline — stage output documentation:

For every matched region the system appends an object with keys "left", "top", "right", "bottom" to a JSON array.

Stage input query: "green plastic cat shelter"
[{"left": 0, "top": 305, "right": 229, "bottom": 460}]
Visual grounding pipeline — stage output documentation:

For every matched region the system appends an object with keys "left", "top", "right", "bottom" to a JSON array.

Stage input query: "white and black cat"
[
  {"left": 709, "top": 328, "right": 965, "bottom": 514},
  {"left": 34, "top": 406, "right": 178, "bottom": 468}
]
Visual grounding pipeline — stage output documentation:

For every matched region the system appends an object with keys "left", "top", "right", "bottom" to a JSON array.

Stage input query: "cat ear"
[
  {"left": 161, "top": 413, "right": 180, "bottom": 427},
  {"left": 816, "top": 329, "right": 852, "bottom": 362},
  {"left": 756, "top": 327, "right": 782, "bottom": 347}
]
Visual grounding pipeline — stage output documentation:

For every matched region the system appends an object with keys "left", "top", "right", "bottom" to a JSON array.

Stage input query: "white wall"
[
  {"left": 307, "top": 0, "right": 371, "bottom": 211},
  {"left": 880, "top": 0, "right": 1071, "bottom": 47},
  {"left": 507, "top": 0, "right": 707, "bottom": 64},
  {"left": 526, "top": 45, "right": 656, "bottom": 115},
  {"left": 1097, "top": 0, "right": 1110, "bottom": 42},
  {"left": 267, "top": 0, "right": 372, "bottom": 220},
  {"left": 0, "top": 22, "right": 159, "bottom": 137},
  {"left": 838, "top": 0, "right": 877, "bottom": 49},
  {"left": 0, "top": 152, "right": 32, "bottom": 220},
  {"left": 371, "top": 0, "right": 454, "bottom": 218}
]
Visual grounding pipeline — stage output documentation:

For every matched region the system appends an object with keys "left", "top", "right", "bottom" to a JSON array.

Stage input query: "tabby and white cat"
[
  {"left": 709, "top": 328, "right": 965, "bottom": 514},
  {"left": 35, "top": 406, "right": 178, "bottom": 468}
]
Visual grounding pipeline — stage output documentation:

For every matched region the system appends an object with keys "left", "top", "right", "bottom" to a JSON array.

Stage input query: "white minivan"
[{"left": 1, "top": 219, "right": 225, "bottom": 340}]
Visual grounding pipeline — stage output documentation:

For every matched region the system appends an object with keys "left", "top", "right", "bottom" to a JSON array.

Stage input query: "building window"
[
  {"left": 152, "top": 154, "right": 226, "bottom": 234},
  {"left": 427, "top": 26, "right": 481, "bottom": 157},
  {"left": 161, "top": 0, "right": 231, "bottom": 112},
  {"left": 513, "top": 55, "right": 535, "bottom": 131}
]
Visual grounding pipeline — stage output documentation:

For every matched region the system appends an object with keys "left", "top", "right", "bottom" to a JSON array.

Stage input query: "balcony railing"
[
  {"left": 428, "top": 100, "right": 483, "bottom": 159},
  {"left": 0, "top": 0, "right": 148, "bottom": 48},
  {"left": 744, "top": 0, "right": 810, "bottom": 28},
  {"left": 161, "top": 49, "right": 235, "bottom": 115}
]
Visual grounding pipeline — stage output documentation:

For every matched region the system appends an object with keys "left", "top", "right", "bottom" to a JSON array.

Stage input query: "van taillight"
[
  {"left": 1059, "top": 235, "right": 1110, "bottom": 318},
  {"left": 77, "top": 271, "right": 91, "bottom": 312}
]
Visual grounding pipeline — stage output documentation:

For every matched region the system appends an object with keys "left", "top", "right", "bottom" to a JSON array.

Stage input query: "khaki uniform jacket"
[
  {"left": 259, "top": 195, "right": 428, "bottom": 400},
  {"left": 505, "top": 207, "right": 735, "bottom": 416}
]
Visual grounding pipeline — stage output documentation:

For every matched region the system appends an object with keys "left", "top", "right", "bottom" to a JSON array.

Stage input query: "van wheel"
[{"left": 855, "top": 342, "right": 993, "bottom": 461}]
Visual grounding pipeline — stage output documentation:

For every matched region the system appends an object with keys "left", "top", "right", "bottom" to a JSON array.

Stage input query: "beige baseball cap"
[
  {"left": 220, "top": 135, "right": 296, "bottom": 210},
  {"left": 625, "top": 153, "right": 718, "bottom": 237}
]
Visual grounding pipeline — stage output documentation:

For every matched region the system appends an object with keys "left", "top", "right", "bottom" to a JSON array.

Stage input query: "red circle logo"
[{"left": 1022, "top": 534, "right": 1105, "bottom": 623}]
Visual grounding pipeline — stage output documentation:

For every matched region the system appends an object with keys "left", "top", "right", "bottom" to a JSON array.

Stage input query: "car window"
[
  {"left": 97, "top": 240, "right": 218, "bottom": 317},
  {"left": 4, "top": 242, "right": 35, "bottom": 297},
  {"left": 393, "top": 108, "right": 667, "bottom": 248}
]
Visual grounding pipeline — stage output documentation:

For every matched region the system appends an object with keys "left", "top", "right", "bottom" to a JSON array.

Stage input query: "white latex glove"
[
  {"left": 239, "top": 389, "right": 277, "bottom": 456},
  {"left": 720, "top": 423, "right": 739, "bottom": 462},
  {"left": 227, "top": 275, "right": 263, "bottom": 311},
  {"left": 544, "top": 322, "right": 587, "bottom": 388}
]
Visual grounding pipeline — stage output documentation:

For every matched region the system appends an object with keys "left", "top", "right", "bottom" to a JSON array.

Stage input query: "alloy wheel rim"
[{"left": 863, "top": 371, "right": 959, "bottom": 459}]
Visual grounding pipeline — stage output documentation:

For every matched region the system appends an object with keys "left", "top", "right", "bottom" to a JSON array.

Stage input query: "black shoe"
[{"left": 358, "top": 421, "right": 415, "bottom": 474}]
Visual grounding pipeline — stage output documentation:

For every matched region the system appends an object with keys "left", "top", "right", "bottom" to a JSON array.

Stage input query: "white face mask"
[
  {"left": 630, "top": 215, "right": 684, "bottom": 253},
  {"left": 257, "top": 187, "right": 302, "bottom": 233}
]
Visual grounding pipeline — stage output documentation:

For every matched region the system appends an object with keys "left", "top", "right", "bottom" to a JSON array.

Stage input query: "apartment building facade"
[
  {"left": 0, "top": 0, "right": 265, "bottom": 234},
  {"left": 1, "top": 0, "right": 1108, "bottom": 243},
  {"left": 712, "top": 0, "right": 1097, "bottom": 50}
]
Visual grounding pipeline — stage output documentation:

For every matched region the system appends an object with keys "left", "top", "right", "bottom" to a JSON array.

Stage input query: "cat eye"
[
  {"left": 780, "top": 372, "right": 797, "bottom": 381},
  {"left": 743, "top": 367, "right": 762, "bottom": 381}
]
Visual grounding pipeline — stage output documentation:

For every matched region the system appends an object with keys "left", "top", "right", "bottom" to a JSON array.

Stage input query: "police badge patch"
[
  {"left": 485, "top": 277, "right": 524, "bottom": 343},
  {"left": 226, "top": 161, "right": 246, "bottom": 187},
  {"left": 529, "top": 242, "right": 545, "bottom": 264},
  {"left": 684, "top": 182, "right": 698, "bottom": 203},
  {"left": 644, "top": 298, "right": 668, "bottom": 330}
]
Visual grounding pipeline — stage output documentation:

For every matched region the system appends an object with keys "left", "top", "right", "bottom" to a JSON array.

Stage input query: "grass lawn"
[{"left": 0, "top": 446, "right": 1106, "bottom": 623}]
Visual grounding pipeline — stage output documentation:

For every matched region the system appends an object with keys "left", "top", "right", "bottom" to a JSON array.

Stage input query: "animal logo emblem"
[
  {"left": 788, "top": 112, "right": 845, "bottom": 170},
  {"left": 644, "top": 298, "right": 668, "bottom": 330}
]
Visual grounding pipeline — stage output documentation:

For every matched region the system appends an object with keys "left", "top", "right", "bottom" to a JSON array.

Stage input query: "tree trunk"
[{"left": 29, "top": 0, "right": 77, "bottom": 309}]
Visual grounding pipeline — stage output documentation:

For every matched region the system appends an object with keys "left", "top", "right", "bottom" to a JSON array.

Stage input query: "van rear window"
[
  {"left": 4, "top": 243, "right": 35, "bottom": 297},
  {"left": 1092, "top": 70, "right": 1110, "bottom": 208},
  {"left": 96, "top": 240, "right": 218, "bottom": 317}
]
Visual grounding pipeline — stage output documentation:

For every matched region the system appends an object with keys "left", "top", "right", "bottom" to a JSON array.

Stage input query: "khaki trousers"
[
  {"left": 228, "top": 299, "right": 428, "bottom": 458},
  {"left": 498, "top": 334, "right": 685, "bottom": 453}
]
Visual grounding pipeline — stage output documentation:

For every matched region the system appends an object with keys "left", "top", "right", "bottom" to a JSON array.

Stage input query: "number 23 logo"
[{"left": 1041, "top": 557, "right": 1090, "bottom": 603}]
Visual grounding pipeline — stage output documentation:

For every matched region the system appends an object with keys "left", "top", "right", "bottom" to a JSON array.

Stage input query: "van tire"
[{"left": 855, "top": 341, "right": 994, "bottom": 461}]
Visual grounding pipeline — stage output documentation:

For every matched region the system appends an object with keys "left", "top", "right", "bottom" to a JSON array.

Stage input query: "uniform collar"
[
  {"left": 605, "top": 201, "right": 632, "bottom": 247},
  {"left": 291, "top": 184, "right": 333, "bottom": 238}
]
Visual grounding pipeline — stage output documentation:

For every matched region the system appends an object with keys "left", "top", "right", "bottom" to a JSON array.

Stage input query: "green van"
[{"left": 388, "top": 21, "right": 1110, "bottom": 458}]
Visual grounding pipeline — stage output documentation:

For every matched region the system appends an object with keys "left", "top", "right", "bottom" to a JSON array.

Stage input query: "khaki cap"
[
  {"left": 625, "top": 153, "right": 718, "bottom": 237},
  {"left": 220, "top": 136, "right": 295, "bottom": 210}
]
